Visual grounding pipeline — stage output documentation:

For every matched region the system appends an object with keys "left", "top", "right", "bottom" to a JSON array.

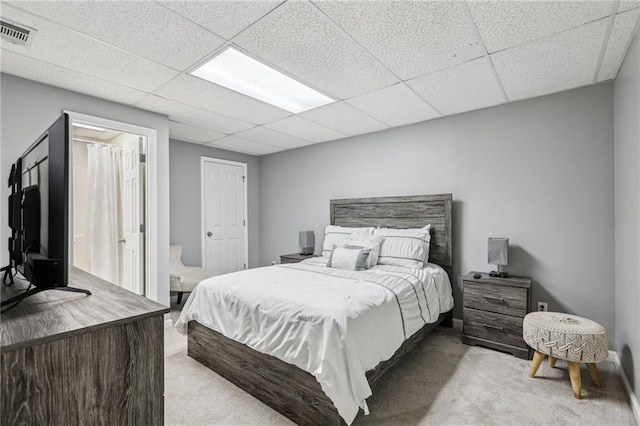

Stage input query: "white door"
[
  {"left": 121, "top": 136, "right": 144, "bottom": 294},
  {"left": 201, "top": 158, "right": 247, "bottom": 275}
]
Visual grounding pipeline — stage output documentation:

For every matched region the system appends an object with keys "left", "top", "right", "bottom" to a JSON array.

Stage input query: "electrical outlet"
[{"left": 537, "top": 302, "right": 548, "bottom": 312}]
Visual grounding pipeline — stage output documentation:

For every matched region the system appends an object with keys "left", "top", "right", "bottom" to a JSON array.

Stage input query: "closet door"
[{"left": 201, "top": 158, "right": 247, "bottom": 276}]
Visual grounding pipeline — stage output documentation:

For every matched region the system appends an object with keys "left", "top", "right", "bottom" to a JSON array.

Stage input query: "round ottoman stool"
[{"left": 523, "top": 312, "right": 608, "bottom": 399}]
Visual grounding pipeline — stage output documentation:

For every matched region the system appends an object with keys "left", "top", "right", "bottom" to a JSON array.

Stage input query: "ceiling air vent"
[{"left": 0, "top": 19, "right": 36, "bottom": 47}]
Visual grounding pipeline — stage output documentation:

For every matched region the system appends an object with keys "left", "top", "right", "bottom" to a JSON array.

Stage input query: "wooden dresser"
[
  {"left": 1, "top": 267, "right": 169, "bottom": 425},
  {"left": 462, "top": 272, "right": 532, "bottom": 359},
  {"left": 279, "top": 253, "right": 317, "bottom": 264}
]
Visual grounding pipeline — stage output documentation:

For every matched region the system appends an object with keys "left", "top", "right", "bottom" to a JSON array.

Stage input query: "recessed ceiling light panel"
[{"left": 191, "top": 47, "right": 334, "bottom": 113}]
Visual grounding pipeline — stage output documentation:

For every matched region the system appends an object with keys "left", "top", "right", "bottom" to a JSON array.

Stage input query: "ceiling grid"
[{"left": 0, "top": 0, "right": 638, "bottom": 154}]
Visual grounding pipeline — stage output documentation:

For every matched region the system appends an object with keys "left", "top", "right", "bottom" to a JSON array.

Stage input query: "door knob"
[
  {"left": 118, "top": 238, "right": 126, "bottom": 243},
  {"left": 207, "top": 232, "right": 212, "bottom": 237}
]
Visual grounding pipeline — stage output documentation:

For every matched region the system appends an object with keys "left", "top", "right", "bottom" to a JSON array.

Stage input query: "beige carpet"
[{"left": 165, "top": 317, "right": 636, "bottom": 425}]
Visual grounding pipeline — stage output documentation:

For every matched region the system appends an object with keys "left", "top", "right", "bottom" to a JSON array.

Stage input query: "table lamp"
[
  {"left": 488, "top": 237, "right": 509, "bottom": 278},
  {"left": 299, "top": 231, "right": 314, "bottom": 255}
]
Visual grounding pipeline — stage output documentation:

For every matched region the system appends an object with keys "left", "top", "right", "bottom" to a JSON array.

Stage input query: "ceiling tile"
[
  {"left": 6, "top": 1, "right": 225, "bottom": 71},
  {"left": 169, "top": 121, "right": 226, "bottom": 144},
  {"left": 0, "top": 4, "right": 178, "bottom": 92},
  {"left": 135, "top": 95, "right": 254, "bottom": 134},
  {"left": 233, "top": 0, "right": 399, "bottom": 99},
  {"left": 619, "top": 1, "right": 640, "bottom": 12},
  {"left": 207, "top": 136, "right": 282, "bottom": 156},
  {"left": 158, "top": 0, "right": 284, "bottom": 40},
  {"left": 407, "top": 57, "right": 505, "bottom": 115},
  {"left": 468, "top": 1, "right": 613, "bottom": 53},
  {"left": 234, "top": 126, "right": 314, "bottom": 149},
  {"left": 598, "top": 8, "right": 640, "bottom": 81},
  {"left": 0, "top": 49, "right": 147, "bottom": 105},
  {"left": 314, "top": 1, "right": 483, "bottom": 80},
  {"left": 491, "top": 19, "right": 608, "bottom": 101},
  {"left": 154, "top": 74, "right": 291, "bottom": 125},
  {"left": 299, "top": 102, "right": 388, "bottom": 136},
  {"left": 263, "top": 116, "right": 346, "bottom": 143},
  {"left": 345, "top": 83, "right": 440, "bottom": 127}
]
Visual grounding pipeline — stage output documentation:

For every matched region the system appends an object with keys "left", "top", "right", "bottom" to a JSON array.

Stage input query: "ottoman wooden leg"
[
  {"left": 586, "top": 363, "right": 602, "bottom": 387},
  {"left": 548, "top": 356, "right": 557, "bottom": 368},
  {"left": 529, "top": 351, "right": 545, "bottom": 378},
  {"left": 567, "top": 362, "right": 582, "bottom": 399}
]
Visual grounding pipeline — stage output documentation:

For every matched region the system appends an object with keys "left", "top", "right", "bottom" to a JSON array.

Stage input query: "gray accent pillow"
[{"left": 326, "top": 245, "right": 371, "bottom": 271}]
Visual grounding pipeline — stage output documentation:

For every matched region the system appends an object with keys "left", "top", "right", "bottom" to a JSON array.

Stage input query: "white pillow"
[
  {"left": 326, "top": 245, "right": 371, "bottom": 271},
  {"left": 322, "top": 225, "right": 374, "bottom": 258},
  {"left": 373, "top": 225, "right": 431, "bottom": 268},
  {"left": 346, "top": 233, "right": 384, "bottom": 268}
]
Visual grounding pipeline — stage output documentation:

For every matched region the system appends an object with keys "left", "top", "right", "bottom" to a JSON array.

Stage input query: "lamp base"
[{"left": 489, "top": 270, "right": 510, "bottom": 278}]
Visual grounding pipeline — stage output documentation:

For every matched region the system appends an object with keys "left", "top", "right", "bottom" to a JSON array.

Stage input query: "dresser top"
[{"left": 1, "top": 267, "right": 169, "bottom": 352}]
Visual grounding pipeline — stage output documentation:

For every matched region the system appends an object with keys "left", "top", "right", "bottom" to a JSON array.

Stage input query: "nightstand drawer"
[
  {"left": 463, "top": 281, "right": 528, "bottom": 317},
  {"left": 463, "top": 308, "right": 527, "bottom": 349}
]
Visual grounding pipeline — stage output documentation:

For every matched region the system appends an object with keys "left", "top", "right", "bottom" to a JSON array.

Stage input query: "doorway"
[
  {"left": 71, "top": 123, "right": 146, "bottom": 294},
  {"left": 200, "top": 157, "right": 248, "bottom": 275}
]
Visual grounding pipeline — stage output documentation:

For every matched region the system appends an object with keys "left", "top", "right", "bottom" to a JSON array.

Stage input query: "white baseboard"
[{"left": 609, "top": 350, "right": 640, "bottom": 424}]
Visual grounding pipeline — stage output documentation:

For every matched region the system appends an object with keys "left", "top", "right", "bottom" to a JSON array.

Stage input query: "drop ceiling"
[{"left": 1, "top": 1, "right": 639, "bottom": 156}]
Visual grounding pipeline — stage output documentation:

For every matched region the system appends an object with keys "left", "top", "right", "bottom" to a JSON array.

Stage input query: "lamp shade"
[
  {"left": 488, "top": 237, "right": 509, "bottom": 266},
  {"left": 299, "top": 231, "right": 314, "bottom": 255}
]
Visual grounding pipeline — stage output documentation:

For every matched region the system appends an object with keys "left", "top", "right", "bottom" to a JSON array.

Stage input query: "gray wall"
[
  {"left": 0, "top": 74, "right": 171, "bottom": 307},
  {"left": 614, "top": 32, "right": 640, "bottom": 398},
  {"left": 259, "top": 83, "right": 615, "bottom": 343},
  {"left": 169, "top": 139, "right": 260, "bottom": 268}
]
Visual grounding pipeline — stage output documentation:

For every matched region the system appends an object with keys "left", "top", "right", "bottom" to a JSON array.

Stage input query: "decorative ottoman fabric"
[{"left": 523, "top": 312, "right": 608, "bottom": 363}]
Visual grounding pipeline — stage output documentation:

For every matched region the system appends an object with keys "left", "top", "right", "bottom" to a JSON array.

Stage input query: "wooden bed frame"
[{"left": 188, "top": 194, "right": 453, "bottom": 425}]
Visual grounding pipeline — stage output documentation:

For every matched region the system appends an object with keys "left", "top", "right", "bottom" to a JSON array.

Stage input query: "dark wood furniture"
[
  {"left": 462, "top": 271, "right": 532, "bottom": 359},
  {"left": 1, "top": 267, "right": 169, "bottom": 425},
  {"left": 188, "top": 193, "right": 453, "bottom": 425},
  {"left": 279, "top": 253, "right": 317, "bottom": 264}
]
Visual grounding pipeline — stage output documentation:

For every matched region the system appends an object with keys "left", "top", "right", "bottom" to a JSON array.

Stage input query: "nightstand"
[
  {"left": 462, "top": 272, "right": 532, "bottom": 359},
  {"left": 280, "top": 253, "right": 317, "bottom": 264}
]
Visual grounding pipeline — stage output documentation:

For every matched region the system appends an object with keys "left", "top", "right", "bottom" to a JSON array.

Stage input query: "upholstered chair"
[{"left": 169, "top": 245, "right": 211, "bottom": 304}]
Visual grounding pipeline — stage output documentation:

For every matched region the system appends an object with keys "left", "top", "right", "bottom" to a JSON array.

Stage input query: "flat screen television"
[
  {"left": 18, "top": 113, "right": 69, "bottom": 286},
  {"left": 2, "top": 113, "right": 90, "bottom": 308}
]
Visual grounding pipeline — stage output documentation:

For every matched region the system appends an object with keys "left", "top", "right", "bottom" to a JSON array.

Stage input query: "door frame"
[
  {"left": 200, "top": 156, "right": 248, "bottom": 271},
  {"left": 65, "top": 110, "right": 158, "bottom": 302}
]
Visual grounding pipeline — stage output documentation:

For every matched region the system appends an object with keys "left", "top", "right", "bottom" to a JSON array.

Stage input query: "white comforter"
[{"left": 175, "top": 257, "right": 453, "bottom": 424}]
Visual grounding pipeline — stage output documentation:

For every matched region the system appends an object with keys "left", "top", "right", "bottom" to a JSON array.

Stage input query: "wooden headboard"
[{"left": 330, "top": 194, "right": 452, "bottom": 268}]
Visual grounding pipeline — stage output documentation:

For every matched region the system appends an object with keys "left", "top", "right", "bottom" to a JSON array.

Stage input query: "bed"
[{"left": 175, "top": 194, "right": 453, "bottom": 425}]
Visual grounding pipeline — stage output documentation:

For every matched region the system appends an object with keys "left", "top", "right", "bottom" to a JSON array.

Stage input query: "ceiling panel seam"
[
  {"left": 307, "top": 0, "right": 403, "bottom": 97},
  {"left": 4, "top": 2, "right": 185, "bottom": 73},
  {"left": 132, "top": 93, "right": 258, "bottom": 132},
  {"left": 592, "top": 1, "right": 621, "bottom": 83},
  {"left": 0, "top": 47, "right": 149, "bottom": 104},
  {"left": 462, "top": 1, "right": 509, "bottom": 103},
  {"left": 609, "top": 8, "right": 640, "bottom": 80},
  {"left": 400, "top": 83, "right": 444, "bottom": 117},
  {"left": 223, "top": 0, "right": 288, "bottom": 42}
]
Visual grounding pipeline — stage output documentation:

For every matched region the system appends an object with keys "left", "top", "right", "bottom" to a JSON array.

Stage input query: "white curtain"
[{"left": 85, "top": 144, "right": 122, "bottom": 284}]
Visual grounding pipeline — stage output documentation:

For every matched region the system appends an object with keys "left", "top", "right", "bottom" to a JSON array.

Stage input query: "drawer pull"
[
  {"left": 482, "top": 323, "right": 504, "bottom": 331},
  {"left": 483, "top": 295, "right": 506, "bottom": 303}
]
